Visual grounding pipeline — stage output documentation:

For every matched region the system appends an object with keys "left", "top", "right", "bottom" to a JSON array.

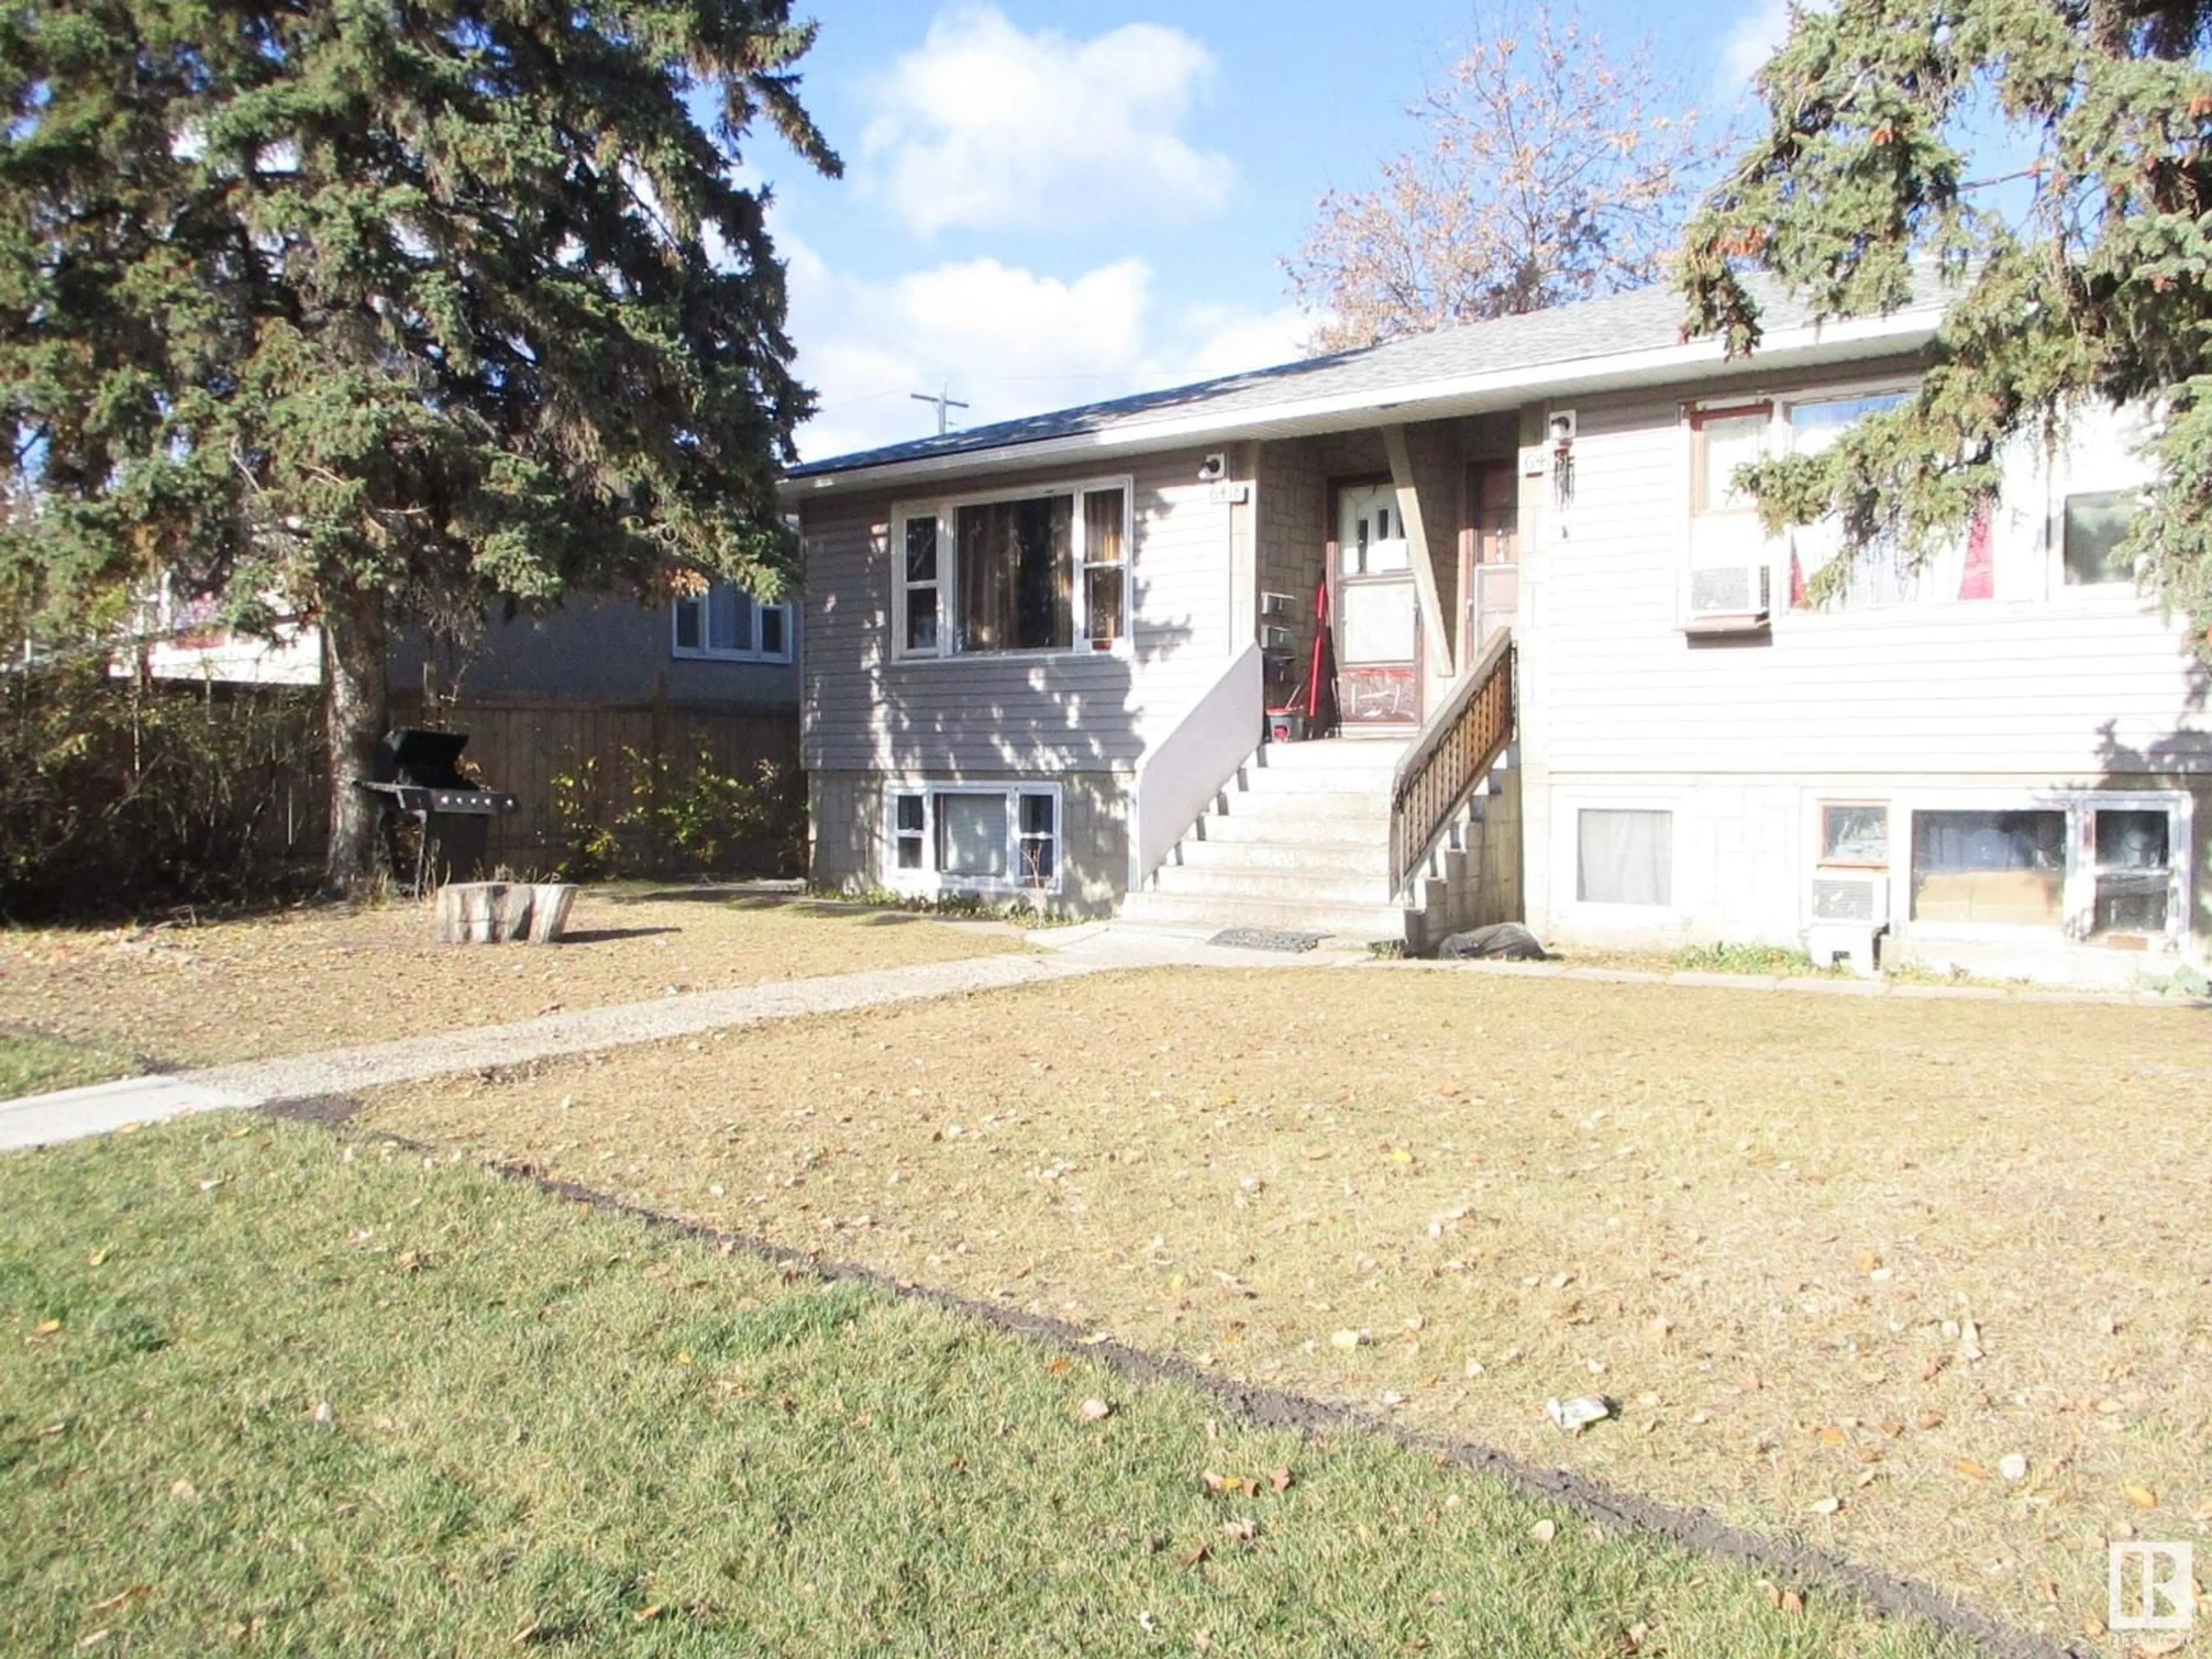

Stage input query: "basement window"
[{"left": 884, "top": 785, "right": 1061, "bottom": 895}]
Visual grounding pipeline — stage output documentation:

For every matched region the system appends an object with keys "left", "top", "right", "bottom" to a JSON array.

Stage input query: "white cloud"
[
  {"left": 1715, "top": 0, "right": 1797, "bottom": 101},
  {"left": 860, "top": 3, "right": 1236, "bottom": 237},
  {"left": 783, "top": 236, "right": 1311, "bottom": 462}
]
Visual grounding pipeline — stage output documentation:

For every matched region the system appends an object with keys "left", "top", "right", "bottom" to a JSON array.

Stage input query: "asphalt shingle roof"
[{"left": 789, "top": 272, "right": 1949, "bottom": 480}]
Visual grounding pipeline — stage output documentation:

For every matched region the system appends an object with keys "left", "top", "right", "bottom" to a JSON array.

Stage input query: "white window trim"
[
  {"left": 881, "top": 781, "right": 1063, "bottom": 897},
  {"left": 671, "top": 585, "right": 795, "bottom": 664},
  {"left": 890, "top": 475, "right": 1134, "bottom": 664},
  {"left": 1893, "top": 787, "right": 2192, "bottom": 949},
  {"left": 1556, "top": 793, "right": 1687, "bottom": 929}
]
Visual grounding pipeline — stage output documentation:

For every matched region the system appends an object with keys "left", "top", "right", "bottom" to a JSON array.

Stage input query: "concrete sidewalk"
[{"left": 0, "top": 923, "right": 1366, "bottom": 1153}]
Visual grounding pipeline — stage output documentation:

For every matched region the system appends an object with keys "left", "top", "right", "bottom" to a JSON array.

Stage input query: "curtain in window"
[
  {"left": 1577, "top": 809, "right": 1672, "bottom": 906},
  {"left": 957, "top": 496, "right": 1071, "bottom": 652},
  {"left": 937, "top": 794, "right": 1008, "bottom": 877}
]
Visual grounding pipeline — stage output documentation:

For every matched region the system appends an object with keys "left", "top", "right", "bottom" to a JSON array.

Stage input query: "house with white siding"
[{"left": 782, "top": 274, "right": 2209, "bottom": 987}]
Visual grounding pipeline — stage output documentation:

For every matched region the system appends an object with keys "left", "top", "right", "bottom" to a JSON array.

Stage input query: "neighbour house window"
[
  {"left": 884, "top": 785, "right": 1061, "bottom": 892},
  {"left": 672, "top": 582, "right": 792, "bottom": 662},
  {"left": 893, "top": 480, "right": 1131, "bottom": 658},
  {"left": 1907, "top": 797, "right": 2187, "bottom": 942},
  {"left": 1576, "top": 808, "right": 1673, "bottom": 907},
  {"left": 2061, "top": 490, "right": 2137, "bottom": 586}
]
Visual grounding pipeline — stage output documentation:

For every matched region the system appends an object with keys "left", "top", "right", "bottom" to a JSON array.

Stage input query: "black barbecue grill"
[{"left": 353, "top": 728, "right": 519, "bottom": 893}]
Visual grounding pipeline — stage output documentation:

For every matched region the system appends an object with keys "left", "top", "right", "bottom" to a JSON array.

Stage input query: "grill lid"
[{"left": 378, "top": 728, "right": 475, "bottom": 789}]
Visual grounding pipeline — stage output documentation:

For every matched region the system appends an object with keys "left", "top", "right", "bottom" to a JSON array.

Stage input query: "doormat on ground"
[{"left": 1207, "top": 928, "right": 1326, "bottom": 952}]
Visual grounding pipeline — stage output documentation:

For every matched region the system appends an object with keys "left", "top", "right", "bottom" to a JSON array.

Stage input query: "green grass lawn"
[
  {"left": 0, "top": 1119, "right": 1981, "bottom": 1658},
  {"left": 0, "top": 1032, "right": 135, "bottom": 1101}
]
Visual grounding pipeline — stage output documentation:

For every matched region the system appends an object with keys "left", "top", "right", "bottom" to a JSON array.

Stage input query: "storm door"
[{"left": 1330, "top": 479, "right": 1421, "bottom": 727}]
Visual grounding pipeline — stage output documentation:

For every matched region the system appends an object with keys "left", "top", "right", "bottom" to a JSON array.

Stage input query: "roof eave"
[{"left": 778, "top": 307, "right": 1942, "bottom": 502}]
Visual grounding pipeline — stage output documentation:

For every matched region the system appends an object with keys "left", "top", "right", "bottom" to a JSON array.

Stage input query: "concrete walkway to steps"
[
  {"left": 0, "top": 922, "right": 1373, "bottom": 1153},
  {"left": 4, "top": 918, "right": 2200, "bottom": 1153}
]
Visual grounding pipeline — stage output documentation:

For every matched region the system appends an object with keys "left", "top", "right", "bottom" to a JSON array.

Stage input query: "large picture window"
[
  {"left": 895, "top": 480, "right": 1131, "bottom": 658},
  {"left": 884, "top": 784, "right": 1061, "bottom": 894},
  {"left": 672, "top": 582, "right": 793, "bottom": 663},
  {"left": 1906, "top": 794, "right": 2188, "bottom": 942}
]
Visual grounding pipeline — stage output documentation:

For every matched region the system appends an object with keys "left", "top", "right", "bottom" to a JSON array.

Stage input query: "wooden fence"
[{"left": 387, "top": 686, "right": 802, "bottom": 877}]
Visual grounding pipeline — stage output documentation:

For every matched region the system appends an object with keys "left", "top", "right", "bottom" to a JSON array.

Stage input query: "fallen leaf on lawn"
[
  {"left": 1920, "top": 1354, "right": 1950, "bottom": 1382},
  {"left": 1808, "top": 1497, "right": 1842, "bottom": 1516},
  {"left": 85, "top": 1249, "right": 108, "bottom": 1267},
  {"left": 2123, "top": 1483, "right": 2158, "bottom": 1509},
  {"left": 1918, "top": 1410, "right": 1943, "bottom": 1430},
  {"left": 1880, "top": 1419, "right": 1904, "bottom": 1438},
  {"left": 1219, "top": 1517, "right": 1256, "bottom": 1541},
  {"left": 1181, "top": 1543, "right": 1210, "bottom": 1567},
  {"left": 168, "top": 1480, "right": 197, "bottom": 1503},
  {"left": 393, "top": 1249, "right": 423, "bottom": 1273},
  {"left": 1529, "top": 1518, "right": 1557, "bottom": 1544},
  {"left": 1330, "top": 1329, "right": 1369, "bottom": 1351},
  {"left": 77, "top": 1631, "right": 109, "bottom": 1650},
  {"left": 33, "top": 1319, "right": 61, "bottom": 1335},
  {"left": 1389, "top": 1147, "right": 1414, "bottom": 1164},
  {"left": 1079, "top": 1398, "right": 1112, "bottom": 1422},
  {"left": 1854, "top": 1468, "right": 1880, "bottom": 1489},
  {"left": 1952, "top": 1459, "right": 1991, "bottom": 1481},
  {"left": 1780, "top": 1590, "right": 1805, "bottom": 1615},
  {"left": 1270, "top": 1468, "right": 1294, "bottom": 1492},
  {"left": 1815, "top": 1426, "right": 1846, "bottom": 1446},
  {"left": 83, "top": 1587, "right": 150, "bottom": 1614},
  {"left": 1043, "top": 1356, "right": 1073, "bottom": 1376},
  {"left": 632, "top": 1607, "right": 662, "bottom": 1623}
]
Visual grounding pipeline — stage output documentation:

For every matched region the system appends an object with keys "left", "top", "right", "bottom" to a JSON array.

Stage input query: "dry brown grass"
[
  {"left": 360, "top": 965, "right": 2212, "bottom": 1652},
  {"left": 0, "top": 888, "right": 1017, "bottom": 1073}
]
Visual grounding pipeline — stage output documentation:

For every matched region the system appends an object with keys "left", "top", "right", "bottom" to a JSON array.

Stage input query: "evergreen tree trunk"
[{"left": 321, "top": 588, "right": 389, "bottom": 895}]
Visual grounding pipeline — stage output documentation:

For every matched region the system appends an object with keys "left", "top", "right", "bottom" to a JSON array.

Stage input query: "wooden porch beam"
[{"left": 1380, "top": 423, "right": 1455, "bottom": 679}]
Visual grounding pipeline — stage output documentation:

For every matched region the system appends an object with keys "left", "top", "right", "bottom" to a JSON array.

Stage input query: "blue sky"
[{"left": 755, "top": 1, "right": 1794, "bottom": 460}]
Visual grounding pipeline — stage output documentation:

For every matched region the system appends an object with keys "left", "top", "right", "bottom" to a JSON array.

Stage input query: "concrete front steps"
[{"left": 1120, "top": 736, "right": 1415, "bottom": 944}]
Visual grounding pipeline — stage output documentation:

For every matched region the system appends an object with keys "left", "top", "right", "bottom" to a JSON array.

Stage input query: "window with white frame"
[
  {"left": 894, "top": 480, "right": 1130, "bottom": 658},
  {"left": 1906, "top": 794, "right": 2188, "bottom": 943},
  {"left": 884, "top": 784, "right": 1060, "bottom": 893},
  {"left": 672, "top": 582, "right": 793, "bottom": 662},
  {"left": 1687, "top": 387, "right": 1955, "bottom": 618}
]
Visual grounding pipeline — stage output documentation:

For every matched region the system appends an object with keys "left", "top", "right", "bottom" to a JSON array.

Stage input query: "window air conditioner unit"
[
  {"left": 1685, "top": 563, "right": 1771, "bottom": 632},
  {"left": 1810, "top": 871, "right": 1889, "bottom": 925}
]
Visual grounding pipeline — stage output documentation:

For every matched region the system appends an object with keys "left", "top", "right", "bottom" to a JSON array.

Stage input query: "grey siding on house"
[
  {"left": 388, "top": 593, "right": 799, "bottom": 708},
  {"left": 799, "top": 448, "right": 1240, "bottom": 777}
]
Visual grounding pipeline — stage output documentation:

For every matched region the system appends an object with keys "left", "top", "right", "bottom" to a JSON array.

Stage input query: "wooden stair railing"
[{"left": 1389, "top": 628, "right": 1515, "bottom": 897}]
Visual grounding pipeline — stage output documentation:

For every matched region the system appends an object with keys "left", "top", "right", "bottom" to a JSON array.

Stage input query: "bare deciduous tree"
[{"left": 1286, "top": 8, "right": 1726, "bottom": 351}]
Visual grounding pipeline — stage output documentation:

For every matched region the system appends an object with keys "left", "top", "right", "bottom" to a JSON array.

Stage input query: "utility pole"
[{"left": 909, "top": 385, "right": 970, "bottom": 436}]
